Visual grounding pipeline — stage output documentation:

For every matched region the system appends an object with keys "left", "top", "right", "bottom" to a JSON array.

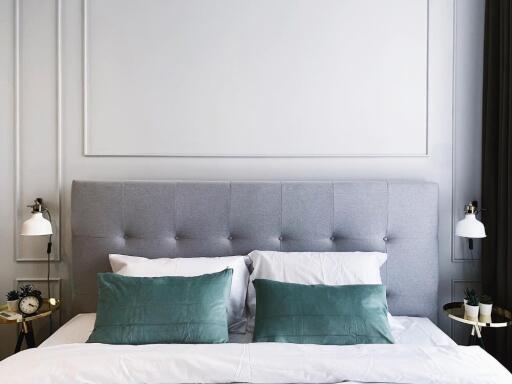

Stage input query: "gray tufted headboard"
[{"left": 71, "top": 180, "right": 439, "bottom": 322}]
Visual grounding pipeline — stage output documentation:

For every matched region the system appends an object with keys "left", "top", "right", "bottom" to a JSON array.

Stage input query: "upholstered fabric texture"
[
  {"left": 246, "top": 250, "right": 387, "bottom": 320},
  {"left": 87, "top": 269, "right": 233, "bottom": 345},
  {"left": 109, "top": 254, "right": 250, "bottom": 333},
  {"left": 253, "top": 279, "right": 394, "bottom": 345},
  {"left": 71, "top": 181, "right": 438, "bottom": 321}
]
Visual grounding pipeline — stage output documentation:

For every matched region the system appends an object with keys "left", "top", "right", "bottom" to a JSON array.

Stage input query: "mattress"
[{"left": 40, "top": 314, "right": 456, "bottom": 348}]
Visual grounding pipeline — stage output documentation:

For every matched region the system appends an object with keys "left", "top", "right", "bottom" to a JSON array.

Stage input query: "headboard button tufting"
[{"left": 71, "top": 180, "right": 439, "bottom": 321}]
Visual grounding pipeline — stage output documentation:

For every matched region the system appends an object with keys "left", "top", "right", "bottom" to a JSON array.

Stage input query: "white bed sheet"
[
  {"left": 5, "top": 339, "right": 510, "bottom": 384},
  {"left": 2, "top": 315, "right": 508, "bottom": 383},
  {"left": 40, "top": 313, "right": 456, "bottom": 348}
]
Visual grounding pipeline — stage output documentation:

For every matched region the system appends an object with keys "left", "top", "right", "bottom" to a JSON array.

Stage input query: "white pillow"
[
  {"left": 246, "top": 250, "right": 402, "bottom": 331},
  {"left": 109, "top": 254, "right": 250, "bottom": 333}
]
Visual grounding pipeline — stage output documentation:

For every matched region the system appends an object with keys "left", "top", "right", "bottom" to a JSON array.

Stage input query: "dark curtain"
[{"left": 482, "top": 0, "right": 512, "bottom": 371}]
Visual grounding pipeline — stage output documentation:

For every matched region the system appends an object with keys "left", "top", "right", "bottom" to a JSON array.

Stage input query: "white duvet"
[{"left": 1, "top": 342, "right": 510, "bottom": 384}]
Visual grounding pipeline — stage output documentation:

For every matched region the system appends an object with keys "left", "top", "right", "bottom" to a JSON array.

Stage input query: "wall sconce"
[
  {"left": 20, "top": 198, "right": 54, "bottom": 332},
  {"left": 455, "top": 201, "right": 486, "bottom": 250}
]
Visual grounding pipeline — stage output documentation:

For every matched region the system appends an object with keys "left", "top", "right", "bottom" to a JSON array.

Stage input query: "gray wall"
[{"left": 0, "top": 0, "right": 485, "bottom": 359}]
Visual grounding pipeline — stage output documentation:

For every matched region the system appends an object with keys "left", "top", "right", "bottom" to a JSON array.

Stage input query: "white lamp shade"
[
  {"left": 455, "top": 213, "right": 486, "bottom": 239},
  {"left": 20, "top": 212, "right": 53, "bottom": 236}
]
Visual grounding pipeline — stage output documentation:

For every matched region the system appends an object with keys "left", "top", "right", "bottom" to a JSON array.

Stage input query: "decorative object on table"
[
  {"left": 0, "top": 298, "right": 60, "bottom": 353},
  {"left": 479, "top": 294, "right": 493, "bottom": 317},
  {"left": 6, "top": 290, "right": 19, "bottom": 312},
  {"left": 464, "top": 288, "right": 480, "bottom": 319},
  {"left": 443, "top": 302, "right": 512, "bottom": 348},
  {"left": 17, "top": 284, "right": 42, "bottom": 316},
  {"left": 20, "top": 197, "right": 54, "bottom": 332},
  {"left": 455, "top": 201, "right": 486, "bottom": 250}
]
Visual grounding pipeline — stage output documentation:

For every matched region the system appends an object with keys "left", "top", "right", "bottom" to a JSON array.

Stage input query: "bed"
[{"left": 0, "top": 180, "right": 510, "bottom": 383}]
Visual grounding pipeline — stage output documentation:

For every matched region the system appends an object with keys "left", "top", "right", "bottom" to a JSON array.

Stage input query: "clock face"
[{"left": 18, "top": 296, "right": 41, "bottom": 316}]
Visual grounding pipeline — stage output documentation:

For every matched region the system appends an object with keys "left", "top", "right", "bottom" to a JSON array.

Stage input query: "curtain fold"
[{"left": 482, "top": 0, "right": 512, "bottom": 371}]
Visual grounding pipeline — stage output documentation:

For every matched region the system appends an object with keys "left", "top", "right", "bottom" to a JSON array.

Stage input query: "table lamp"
[{"left": 455, "top": 201, "right": 486, "bottom": 250}]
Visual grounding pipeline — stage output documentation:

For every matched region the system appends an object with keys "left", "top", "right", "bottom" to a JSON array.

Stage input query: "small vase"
[
  {"left": 6, "top": 299, "right": 18, "bottom": 312},
  {"left": 465, "top": 303, "right": 479, "bottom": 319},
  {"left": 479, "top": 302, "right": 493, "bottom": 317}
]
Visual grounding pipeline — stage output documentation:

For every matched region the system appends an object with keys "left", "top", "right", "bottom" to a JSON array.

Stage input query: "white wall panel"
[
  {"left": 17, "top": 0, "right": 61, "bottom": 261},
  {"left": 84, "top": 0, "right": 428, "bottom": 156}
]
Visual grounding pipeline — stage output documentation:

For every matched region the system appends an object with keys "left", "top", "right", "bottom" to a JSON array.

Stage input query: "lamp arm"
[
  {"left": 42, "top": 207, "right": 53, "bottom": 333},
  {"left": 42, "top": 207, "right": 52, "bottom": 224}
]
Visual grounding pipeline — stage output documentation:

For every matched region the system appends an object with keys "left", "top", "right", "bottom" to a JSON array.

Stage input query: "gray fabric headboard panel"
[{"left": 71, "top": 180, "right": 439, "bottom": 322}]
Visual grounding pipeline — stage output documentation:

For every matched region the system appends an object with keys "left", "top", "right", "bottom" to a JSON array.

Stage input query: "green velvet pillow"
[
  {"left": 87, "top": 269, "right": 233, "bottom": 345},
  {"left": 253, "top": 279, "right": 394, "bottom": 345}
]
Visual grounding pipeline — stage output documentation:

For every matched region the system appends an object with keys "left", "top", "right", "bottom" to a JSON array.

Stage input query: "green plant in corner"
[
  {"left": 6, "top": 290, "right": 19, "bottom": 301},
  {"left": 464, "top": 288, "right": 479, "bottom": 306},
  {"left": 480, "top": 294, "right": 493, "bottom": 305}
]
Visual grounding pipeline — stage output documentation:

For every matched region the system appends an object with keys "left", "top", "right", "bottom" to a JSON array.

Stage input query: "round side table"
[
  {"left": 443, "top": 302, "right": 512, "bottom": 348},
  {"left": 0, "top": 298, "right": 60, "bottom": 353}
]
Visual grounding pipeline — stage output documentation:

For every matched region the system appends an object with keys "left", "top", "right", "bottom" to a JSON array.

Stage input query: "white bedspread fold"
[{"left": 1, "top": 342, "right": 510, "bottom": 384}]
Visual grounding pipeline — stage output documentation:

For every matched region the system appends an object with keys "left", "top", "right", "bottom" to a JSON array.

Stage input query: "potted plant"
[
  {"left": 19, "top": 284, "right": 41, "bottom": 298},
  {"left": 6, "top": 290, "right": 19, "bottom": 312},
  {"left": 479, "top": 294, "right": 493, "bottom": 317},
  {"left": 464, "top": 288, "right": 479, "bottom": 319},
  {"left": 463, "top": 288, "right": 474, "bottom": 305}
]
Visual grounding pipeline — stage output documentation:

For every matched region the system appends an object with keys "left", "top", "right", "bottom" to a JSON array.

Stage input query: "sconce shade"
[
  {"left": 455, "top": 213, "right": 486, "bottom": 239},
  {"left": 20, "top": 212, "right": 53, "bottom": 236}
]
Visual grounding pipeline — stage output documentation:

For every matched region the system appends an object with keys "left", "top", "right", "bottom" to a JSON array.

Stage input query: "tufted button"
[
  {"left": 228, "top": 235, "right": 233, "bottom": 241},
  {"left": 330, "top": 236, "right": 335, "bottom": 241},
  {"left": 383, "top": 236, "right": 389, "bottom": 242},
  {"left": 278, "top": 236, "right": 283, "bottom": 241},
  {"left": 123, "top": 234, "right": 128, "bottom": 239}
]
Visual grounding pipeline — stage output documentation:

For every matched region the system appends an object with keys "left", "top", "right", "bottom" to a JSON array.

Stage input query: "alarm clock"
[{"left": 18, "top": 295, "right": 42, "bottom": 316}]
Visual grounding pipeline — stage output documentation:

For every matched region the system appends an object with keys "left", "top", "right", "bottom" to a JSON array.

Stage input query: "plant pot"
[
  {"left": 479, "top": 302, "right": 493, "bottom": 316},
  {"left": 465, "top": 303, "right": 479, "bottom": 319},
  {"left": 6, "top": 299, "right": 18, "bottom": 312},
  {"left": 463, "top": 299, "right": 468, "bottom": 305}
]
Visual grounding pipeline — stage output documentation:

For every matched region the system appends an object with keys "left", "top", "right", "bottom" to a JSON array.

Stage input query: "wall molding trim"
[
  {"left": 14, "top": 0, "right": 62, "bottom": 262},
  {"left": 450, "top": 0, "right": 482, "bottom": 263},
  {"left": 451, "top": 0, "right": 459, "bottom": 263},
  {"left": 13, "top": 0, "right": 20, "bottom": 261},
  {"left": 82, "top": 0, "right": 430, "bottom": 158}
]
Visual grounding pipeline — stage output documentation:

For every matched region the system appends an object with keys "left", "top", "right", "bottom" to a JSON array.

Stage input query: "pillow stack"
[
  {"left": 87, "top": 251, "right": 394, "bottom": 346},
  {"left": 247, "top": 250, "right": 394, "bottom": 345},
  {"left": 109, "top": 253, "right": 250, "bottom": 333}
]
